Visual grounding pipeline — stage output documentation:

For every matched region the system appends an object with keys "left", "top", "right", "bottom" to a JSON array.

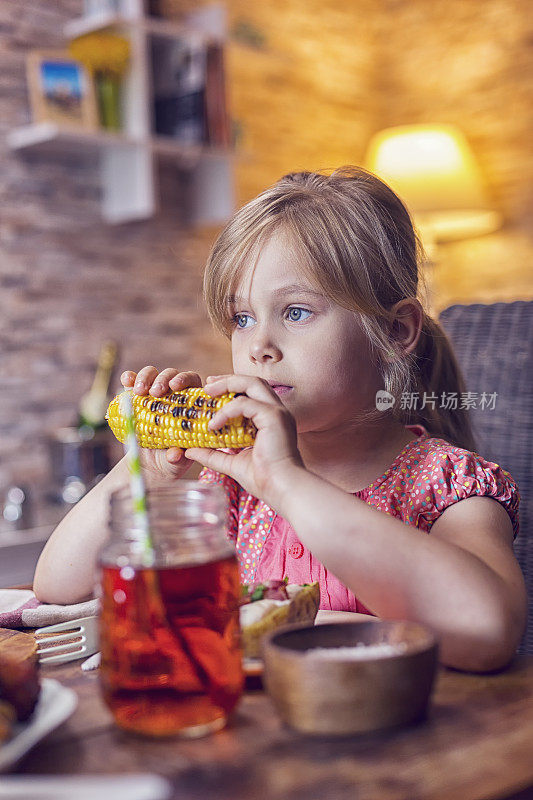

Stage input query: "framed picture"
[{"left": 27, "top": 51, "right": 98, "bottom": 130}]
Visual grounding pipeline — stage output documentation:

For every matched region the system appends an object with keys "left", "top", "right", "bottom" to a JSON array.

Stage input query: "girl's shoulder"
[
  {"left": 385, "top": 433, "right": 520, "bottom": 539},
  {"left": 197, "top": 436, "right": 521, "bottom": 540}
]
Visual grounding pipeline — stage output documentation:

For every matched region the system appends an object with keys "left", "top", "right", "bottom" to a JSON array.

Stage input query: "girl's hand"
[
  {"left": 120, "top": 366, "right": 202, "bottom": 482},
  {"left": 184, "top": 374, "right": 305, "bottom": 510}
]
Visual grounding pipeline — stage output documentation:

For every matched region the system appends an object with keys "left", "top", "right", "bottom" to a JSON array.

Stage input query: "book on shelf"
[
  {"left": 205, "top": 43, "right": 230, "bottom": 148},
  {"left": 152, "top": 37, "right": 207, "bottom": 145},
  {"left": 147, "top": 1, "right": 200, "bottom": 20},
  {"left": 151, "top": 37, "right": 230, "bottom": 147}
]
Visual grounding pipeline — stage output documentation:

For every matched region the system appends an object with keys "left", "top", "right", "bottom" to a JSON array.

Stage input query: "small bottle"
[
  {"left": 78, "top": 340, "right": 118, "bottom": 433},
  {"left": 97, "top": 481, "right": 244, "bottom": 738}
]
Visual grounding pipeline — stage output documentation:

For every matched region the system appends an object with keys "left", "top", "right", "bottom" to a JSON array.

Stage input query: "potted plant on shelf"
[{"left": 69, "top": 32, "right": 130, "bottom": 131}]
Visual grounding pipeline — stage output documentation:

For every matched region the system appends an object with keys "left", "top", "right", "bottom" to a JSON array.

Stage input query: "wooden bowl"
[{"left": 262, "top": 620, "right": 439, "bottom": 736}]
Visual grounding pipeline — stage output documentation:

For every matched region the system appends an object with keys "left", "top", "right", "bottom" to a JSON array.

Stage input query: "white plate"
[{"left": 0, "top": 678, "right": 78, "bottom": 772}]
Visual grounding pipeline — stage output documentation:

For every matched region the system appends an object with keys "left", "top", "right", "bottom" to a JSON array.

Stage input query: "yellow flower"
[{"left": 69, "top": 32, "right": 130, "bottom": 76}]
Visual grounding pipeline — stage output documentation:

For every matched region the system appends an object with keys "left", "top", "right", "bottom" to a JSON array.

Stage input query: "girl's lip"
[{"left": 271, "top": 385, "right": 292, "bottom": 395}]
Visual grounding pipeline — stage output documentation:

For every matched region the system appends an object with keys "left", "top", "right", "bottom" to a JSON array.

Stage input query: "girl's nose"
[{"left": 249, "top": 333, "right": 282, "bottom": 363}]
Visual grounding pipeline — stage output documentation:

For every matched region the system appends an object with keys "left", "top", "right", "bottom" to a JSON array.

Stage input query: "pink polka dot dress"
[{"left": 198, "top": 426, "right": 520, "bottom": 615}]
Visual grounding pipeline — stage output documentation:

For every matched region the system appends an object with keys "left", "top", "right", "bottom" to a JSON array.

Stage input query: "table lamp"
[{"left": 364, "top": 124, "right": 502, "bottom": 253}]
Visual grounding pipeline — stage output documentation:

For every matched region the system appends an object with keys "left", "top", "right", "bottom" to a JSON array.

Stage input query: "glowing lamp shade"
[{"left": 364, "top": 124, "right": 501, "bottom": 242}]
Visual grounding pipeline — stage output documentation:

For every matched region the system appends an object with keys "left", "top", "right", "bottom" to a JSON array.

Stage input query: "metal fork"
[{"left": 35, "top": 615, "right": 99, "bottom": 665}]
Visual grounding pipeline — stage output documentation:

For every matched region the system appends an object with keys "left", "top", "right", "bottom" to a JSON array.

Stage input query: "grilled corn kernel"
[{"left": 106, "top": 388, "right": 256, "bottom": 449}]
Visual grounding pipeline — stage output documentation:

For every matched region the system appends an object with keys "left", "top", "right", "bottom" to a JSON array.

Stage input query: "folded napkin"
[{"left": 0, "top": 588, "right": 99, "bottom": 629}]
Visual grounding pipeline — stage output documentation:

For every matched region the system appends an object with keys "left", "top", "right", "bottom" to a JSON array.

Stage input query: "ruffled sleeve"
[
  {"left": 198, "top": 467, "right": 240, "bottom": 542},
  {"left": 405, "top": 445, "right": 520, "bottom": 539}
]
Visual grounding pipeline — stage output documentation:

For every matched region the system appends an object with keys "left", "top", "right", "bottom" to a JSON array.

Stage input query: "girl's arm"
[
  {"left": 34, "top": 451, "right": 196, "bottom": 605},
  {"left": 186, "top": 374, "right": 527, "bottom": 674},
  {"left": 34, "top": 367, "right": 202, "bottom": 604},
  {"left": 274, "top": 466, "right": 527, "bottom": 674},
  {"left": 33, "top": 457, "right": 130, "bottom": 604}
]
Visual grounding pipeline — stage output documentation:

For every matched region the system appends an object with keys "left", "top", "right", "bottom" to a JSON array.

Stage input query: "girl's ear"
[{"left": 388, "top": 298, "right": 424, "bottom": 357}]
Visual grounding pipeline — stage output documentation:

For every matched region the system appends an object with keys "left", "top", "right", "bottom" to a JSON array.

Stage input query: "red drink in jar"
[{"left": 98, "top": 483, "right": 244, "bottom": 737}]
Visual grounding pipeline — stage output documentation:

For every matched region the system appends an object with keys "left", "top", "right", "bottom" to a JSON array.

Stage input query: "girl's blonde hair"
[{"left": 204, "top": 166, "right": 476, "bottom": 452}]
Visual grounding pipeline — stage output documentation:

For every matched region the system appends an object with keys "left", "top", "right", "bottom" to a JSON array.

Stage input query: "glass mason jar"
[{"left": 97, "top": 481, "right": 244, "bottom": 738}]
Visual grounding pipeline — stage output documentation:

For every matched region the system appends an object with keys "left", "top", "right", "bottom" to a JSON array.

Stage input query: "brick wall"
[{"left": 0, "top": 1, "right": 235, "bottom": 494}]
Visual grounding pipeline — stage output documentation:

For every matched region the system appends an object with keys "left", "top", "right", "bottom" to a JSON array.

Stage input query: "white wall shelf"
[
  {"left": 8, "top": 123, "right": 234, "bottom": 163},
  {"left": 64, "top": 10, "right": 124, "bottom": 39},
  {"left": 8, "top": 0, "right": 234, "bottom": 226},
  {"left": 8, "top": 121, "right": 137, "bottom": 152},
  {"left": 65, "top": 13, "right": 223, "bottom": 44}
]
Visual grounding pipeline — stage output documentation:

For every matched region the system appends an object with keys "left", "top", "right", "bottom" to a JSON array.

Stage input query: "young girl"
[{"left": 34, "top": 167, "right": 527, "bottom": 673}]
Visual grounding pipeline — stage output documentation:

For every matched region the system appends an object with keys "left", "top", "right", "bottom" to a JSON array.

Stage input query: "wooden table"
[{"left": 10, "top": 654, "right": 533, "bottom": 800}]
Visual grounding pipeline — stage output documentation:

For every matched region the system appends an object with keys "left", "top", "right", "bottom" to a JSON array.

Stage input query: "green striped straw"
[{"left": 119, "top": 389, "right": 154, "bottom": 564}]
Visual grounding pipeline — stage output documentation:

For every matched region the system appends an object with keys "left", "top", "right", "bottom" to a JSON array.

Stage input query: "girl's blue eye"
[
  {"left": 286, "top": 307, "right": 311, "bottom": 322},
  {"left": 233, "top": 313, "right": 254, "bottom": 328},
  {"left": 232, "top": 308, "right": 310, "bottom": 328}
]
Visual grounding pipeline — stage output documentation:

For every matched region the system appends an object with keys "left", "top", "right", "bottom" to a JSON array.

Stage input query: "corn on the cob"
[{"left": 106, "top": 388, "right": 256, "bottom": 449}]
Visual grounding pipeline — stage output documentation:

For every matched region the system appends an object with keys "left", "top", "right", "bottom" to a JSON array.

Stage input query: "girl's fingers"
[
  {"left": 205, "top": 374, "right": 280, "bottom": 404},
  {"left": 184, "top": 447, "right": 236, "bottom": 476},
  {"left": 140, "top": 448, "right": 190, "bottom": 479},
  {"left": 204, "top": 373, "right": 232, "bottom": 391},
  {"left": 168, "top": 371, "right": 203, "bottom": 391},
  {"left": 149, "top": 367, "right": 180, "bottom": 397},
  {"left": 208, "top": 395, "right": 282, "bottom": 432},
  {"left": 166, "top": 447, "right": 187, "bottom": 466},
  {"left": 121, "top": 367, "right": 203, "bottom": 397},
  {"left": 133, "top": 365, "right": 159, "bottom": 395},
  {"left": 120, "top": 371, "right": 136, "bottom": 387}
]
